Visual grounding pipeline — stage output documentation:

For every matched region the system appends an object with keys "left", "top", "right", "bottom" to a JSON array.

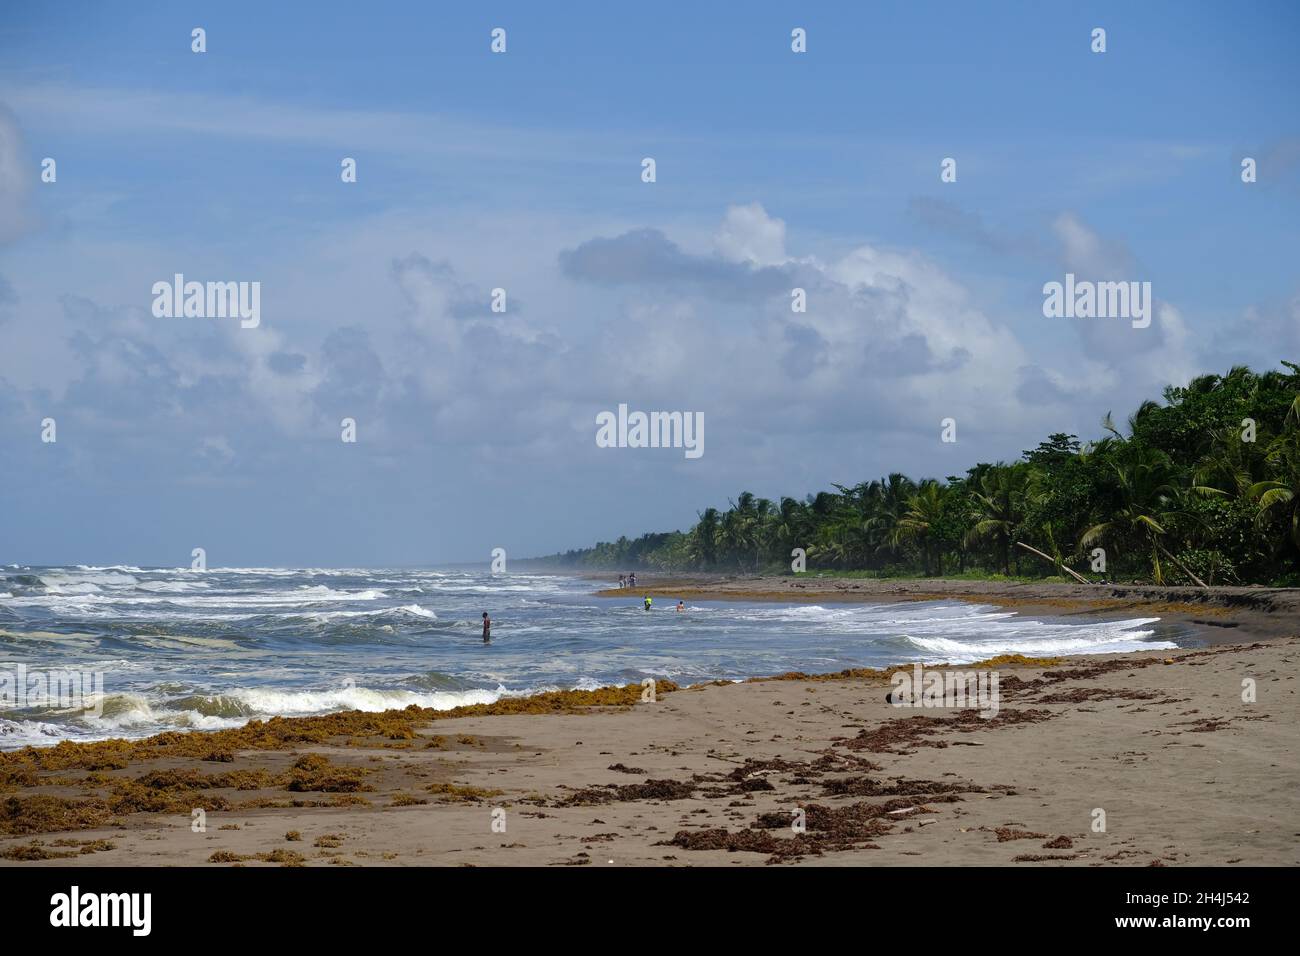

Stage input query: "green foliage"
[{"left": 528, "top": 363, "right": 1300, "bottom": 585}]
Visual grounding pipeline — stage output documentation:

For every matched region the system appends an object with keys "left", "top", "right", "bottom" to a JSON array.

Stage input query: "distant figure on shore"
[
  {"left": 628, "top": 572, "right": 636, "bottom": 588},
  {"left": 618, "top": 574, "right": 626, "bottom": 588},
  {"left": 676, "top": 600, "right": 684, "bottom": 613},
  {"left": 482, "top": 611, "right": 491, "bottom": 644},
  {"left": 643, "top": 595, "right": 652, "bottom": 611}
]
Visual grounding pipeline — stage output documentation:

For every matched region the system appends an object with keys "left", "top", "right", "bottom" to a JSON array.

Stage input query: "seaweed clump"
[
  {"left": 560, "top": 778, "right": 696, "bottom": 806},
  {"left": 818, "top": 776, "right": 986, "bottom": 798},
  {"left": 663, "top": 828, "right": 815, "bottom": 862},
  {"left": 425, "top": 783, "right": 503, "bottom": 803},
  {"left": 0, "top": 795, "right": 114, "bottom": 836},
  {"left": 842, "top": 708, "right": 1053, "bottom": 754},
  {"left": 286, "top": 754, "right": 372, "bottom": 793},
  {"left": 207, "top": 848, "right": 306, "bottom": 866},
  {"left": 389, "top": 793, "right": 428, "bottom": 807}
]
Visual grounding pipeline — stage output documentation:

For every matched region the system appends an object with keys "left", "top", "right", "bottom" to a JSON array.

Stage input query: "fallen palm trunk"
[
  {"left": 1014, "top": 541, "right": 1093, "bottom": 585},
  {"left": 1157, "top": 543, "right": 1209, "bottom": 588}
]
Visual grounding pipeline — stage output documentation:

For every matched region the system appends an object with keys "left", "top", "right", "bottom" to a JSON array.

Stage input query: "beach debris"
[
  {"left": 840, "top": 708, "right": 1054, "bottom": 754},
  {"left": 560, "top": 778, "right": 696, "bottom": 806},
  {"left": 989, "top": 827, "right": 1048, "bottom": 842},
  {"left": 425, "top": 783, "right": 503, "bottom": 802}
]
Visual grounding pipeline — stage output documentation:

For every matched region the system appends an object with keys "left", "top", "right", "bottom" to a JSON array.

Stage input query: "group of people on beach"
[
  {"left": 619, "top": 573, "right": 681, "bottom": 610},
  {"left": 480, "top": 578, "right": 683, "bottom": 644},
  {"left": 640, "top": 594, "right": 685, "bottom": 613}
]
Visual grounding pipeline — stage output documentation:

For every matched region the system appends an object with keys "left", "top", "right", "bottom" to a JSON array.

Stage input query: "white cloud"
[
  {"left": 714, "top": 202, "right": 787, "bottom": 266},
  {"left": 1051, "top": 212, "right": 1133, "bottom": 278}
]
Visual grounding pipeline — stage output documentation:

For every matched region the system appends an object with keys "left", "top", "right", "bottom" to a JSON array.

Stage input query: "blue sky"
[{"left": 1, "top": 1, "right": 1298, "bottom": 566}]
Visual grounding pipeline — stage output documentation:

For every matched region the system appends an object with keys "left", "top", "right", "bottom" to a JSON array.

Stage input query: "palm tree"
[
  {"left": 865, "top": 473, "right": 916, "bottom": 562},
  {"left": 752, "top": 497, "right": 776, "bottom": 567},
  {"left": 688, "top": 508, "right": 721, "bottom": 568},
  {"left": 1080, "top": 444, "right": 1187, "bottom": 584},
  {"left": 965, "top": 464, "right": 1028, "bottom": 575},
  {"left": 896, "top": 480, "right": 947, "bottom": 575},
  {"left": 1249, "top": 431, "right": 1300, "bottom": 550},
  {"left": 772, "top": 497, "right": 809, "bottom": 565},
  {"left": 720, "top": 494, "right": 763, "bottom": 570},
  {"left": 1195, "top": 424, "right": 1269, "bottom": 498}
]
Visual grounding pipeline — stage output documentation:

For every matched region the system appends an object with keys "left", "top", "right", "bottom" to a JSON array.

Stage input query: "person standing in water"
[
  {"left": 676, "top": 600, "right": 684, "bottom": 613},
  {"left": 643, "top": 595, "right": 652, "bottom": 611},
  {"left": 482, "top": 611, "right": 491, "bottom": 643}
]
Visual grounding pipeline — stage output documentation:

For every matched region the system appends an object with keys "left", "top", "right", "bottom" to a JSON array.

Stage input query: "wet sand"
[
  {"left": 591, "top": 573, "right": 1300, "bottom": 646},
  {"left": 3, "top": 638, "right": 1296, "bottom": 867}
]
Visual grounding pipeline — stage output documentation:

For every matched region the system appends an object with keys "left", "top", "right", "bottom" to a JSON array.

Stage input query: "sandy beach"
[{"left": 2, "top": 574, "right": 1296, "bottom": 867}]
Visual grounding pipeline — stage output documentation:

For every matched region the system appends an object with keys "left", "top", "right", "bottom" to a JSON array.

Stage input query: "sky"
[{"left": 0, "top": 0, "right": 1298, "bottom": 567}]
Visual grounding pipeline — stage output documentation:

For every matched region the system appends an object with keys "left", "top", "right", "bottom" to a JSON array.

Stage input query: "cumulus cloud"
[
  {"left": 559, "top": 227, "right": 794, "bottom": 300},
  {"left": 1052, "top": 212, "right": 1135, "bottom": 279},
  {"left": 0, "top": 202, "right": 1207, "bottom": 481},
  {"left": 713, "top": 202, "right": 787, "bottom": 266},
  {"left": 1041, "top": 213, "right": 1198, "bottom": 394},
  {"left": 0, "top": 196, "right": 1266, "bottom": 562},
  {"left": 557, "top": 205, "right": 1038, "bottom": 455}
]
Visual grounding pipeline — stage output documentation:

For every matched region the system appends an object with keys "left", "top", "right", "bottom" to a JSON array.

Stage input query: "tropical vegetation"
[{"left": 528, "top": 363, "right": 1300, "bottom": 586}]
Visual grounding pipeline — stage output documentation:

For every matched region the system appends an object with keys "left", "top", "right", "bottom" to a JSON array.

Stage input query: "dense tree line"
[{"left": 529, "top": 364, "right": 1300, "bottom": 586}]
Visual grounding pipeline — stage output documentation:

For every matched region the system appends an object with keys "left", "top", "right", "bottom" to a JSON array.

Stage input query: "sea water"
[{"left": 0, "top": 565, "right": 1182, "bottom": 749}]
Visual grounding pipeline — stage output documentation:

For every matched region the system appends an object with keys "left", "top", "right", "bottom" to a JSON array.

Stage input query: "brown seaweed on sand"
[
  {"left": 560, "top": 778, "right": 696, "bottom": 806},
  {"left": 842, "top": 708, "right": 1054, "bottom": 753}
]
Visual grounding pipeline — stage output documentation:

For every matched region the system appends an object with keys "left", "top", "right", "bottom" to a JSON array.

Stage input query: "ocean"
[{"left": 0, "top": 565, "right": 1183, "bottom": 750}]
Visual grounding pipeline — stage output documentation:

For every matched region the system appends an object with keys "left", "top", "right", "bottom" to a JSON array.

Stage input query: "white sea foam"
[
  {"left": 136, "top": 581, "right": 212, "bottom": 593},
  {"left": 904, "top": 618, "right": 1171, "bottom": 661},
  {"left": 0, "top": 682, "right": 533, "bottom": 746},
  {"left": 40, "top": 571, "right": 140, "bottom": 590},
  {"left": 1, "top": 585, "right": 389, "bottom": 612},
  {"left": 225, "top": 683, "right": 508, "bottom": 715},
  {"left": 302, "top": 604, "right": 438, "bottom": 623},
  {"left": 0, "top": 716, "right": 70, "bottom": 747}
]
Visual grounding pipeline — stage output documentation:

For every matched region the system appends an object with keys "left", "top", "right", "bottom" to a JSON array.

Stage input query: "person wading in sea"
[{"left": 482, "top": 611, "right": 491, "bottom": 643}]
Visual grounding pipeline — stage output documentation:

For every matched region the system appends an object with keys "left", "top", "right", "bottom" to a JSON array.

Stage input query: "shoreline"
[
  {"left": 4, "top": 575, "right": 1295, "bottom": 866},
  {"left": 586, "top": 573, "right": 1300, "bottom": 646}
]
